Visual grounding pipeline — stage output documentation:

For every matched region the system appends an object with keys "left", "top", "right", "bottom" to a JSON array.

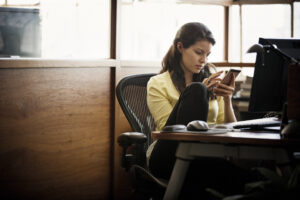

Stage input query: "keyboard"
[{"left": 227, "top": 117, "right": 281, "bottom": 129}]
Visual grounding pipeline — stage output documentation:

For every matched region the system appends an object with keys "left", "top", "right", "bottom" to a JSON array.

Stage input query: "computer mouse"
[
  {"left": 187, "top": 120, "right": 209, "bottom": 131},
  {"left": 162, "top": 124, "right": 187, "bottom": 132}
]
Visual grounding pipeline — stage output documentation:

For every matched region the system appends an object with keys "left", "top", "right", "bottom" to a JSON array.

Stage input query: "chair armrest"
[
  {"left": 117, "top": 132, "right": 147, "bottom": 171},
  {"left": 117, "top": 132, "right": 147, "bottom": 148}
]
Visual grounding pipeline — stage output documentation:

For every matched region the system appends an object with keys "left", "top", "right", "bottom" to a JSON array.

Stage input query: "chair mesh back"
[{"left": 116, "top": 74, "right": 156, "bottom": 148}]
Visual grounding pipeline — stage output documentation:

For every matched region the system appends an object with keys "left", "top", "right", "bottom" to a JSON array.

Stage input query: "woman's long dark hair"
[{"left": 161, "top": 22, "right": 216, "bottom": 96}]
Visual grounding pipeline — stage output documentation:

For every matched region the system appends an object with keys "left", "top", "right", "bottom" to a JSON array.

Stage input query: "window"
[
  {"left": 229, "top": 4, "right": 291, "bottom": 63},
  {"left": 0, "top": 0, "right": 111, "bottom": 58},
  {"left": 0, "top": 0, "right": 39, "bottom": 6},
  {"left": 229, "top": 5, "right": 241, "bottom": 63},
  {"left": 294, "top": 2, "right": 300, "bottom": 38},
  {"left": 119, "top": 1, "right": 224, "bottom": 62},
  {"left": 1, "top": 0, "right": 298, "bottom": 61},
  {"left": 241, "top": 4, "right": 291, "bottom": 62},
  {"left": 40, "top": 0, "right": 110, "bottom": 58}
]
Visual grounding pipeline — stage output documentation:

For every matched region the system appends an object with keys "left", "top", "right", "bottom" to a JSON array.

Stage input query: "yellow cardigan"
[{"left": 147, "top": 71, "right": 225, "bottom": 131}]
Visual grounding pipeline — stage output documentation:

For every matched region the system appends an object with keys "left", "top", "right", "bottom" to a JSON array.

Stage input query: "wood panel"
[
  {"left": 113, "top": 65, "right": 160, "bottom": 200},
  {"left": 0, "top": 67, "right": 112, "bottom": 199}
]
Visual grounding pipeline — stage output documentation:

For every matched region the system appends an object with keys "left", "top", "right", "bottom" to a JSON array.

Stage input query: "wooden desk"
[{"left": 152, "top": 130, "right": 300, "bottom": 200}]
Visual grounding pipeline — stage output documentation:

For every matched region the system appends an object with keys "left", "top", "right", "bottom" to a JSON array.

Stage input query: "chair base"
[{"left": 130, "top": 165, "right": 167, "bottom": 200}]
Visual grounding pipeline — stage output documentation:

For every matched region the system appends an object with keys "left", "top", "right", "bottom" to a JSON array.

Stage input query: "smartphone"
[{"left": 221, "top": 69, "right": 241, "bottom": 85}]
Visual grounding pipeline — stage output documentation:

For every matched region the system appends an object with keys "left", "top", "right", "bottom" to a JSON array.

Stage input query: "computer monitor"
[
  {"left": 0, "top": 7, "right": 41, "bottom": 57},
  {"left": 248, "top": 38, "right": 300, "bottom": 115}
]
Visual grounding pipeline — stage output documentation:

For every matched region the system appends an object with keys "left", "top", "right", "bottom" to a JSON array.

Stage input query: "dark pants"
[
  {"left": 149, "top": 83, "right": 258, "bottom": 199},
  {"left": 149, "top": 82, "right": 209, "bottom": 179}
]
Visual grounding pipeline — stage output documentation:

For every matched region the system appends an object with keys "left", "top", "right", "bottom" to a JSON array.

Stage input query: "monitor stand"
[{"left": 281, "top": 120, "right": 300, "bottom": 138}]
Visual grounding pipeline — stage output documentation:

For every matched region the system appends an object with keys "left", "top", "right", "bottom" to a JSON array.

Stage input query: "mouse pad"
[{"left": 187, "top": 128, "right": 229, "bottom": 134}]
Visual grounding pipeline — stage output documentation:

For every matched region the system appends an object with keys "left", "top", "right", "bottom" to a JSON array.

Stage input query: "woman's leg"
[
  {"left": 180, "top": 157, "right": 259, "bottom": 199},
  {"left": 165, "top": 82, "right": 209, "bottom": 126},
  {"left": 149, "top": 82, "right": 209, "bottom": 179}
]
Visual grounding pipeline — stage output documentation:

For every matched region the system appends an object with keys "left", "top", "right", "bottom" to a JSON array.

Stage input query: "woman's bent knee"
[{"left": 183, "top": 82, "right": 208, "bottom": 98}]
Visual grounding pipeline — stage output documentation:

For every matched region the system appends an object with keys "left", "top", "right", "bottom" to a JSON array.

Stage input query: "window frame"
[
  {"left": 2, "top": 0, "right": 299, "bottom": 67},
  {"left": 0, "top": 0, "right": 40, "bottom": 7}
]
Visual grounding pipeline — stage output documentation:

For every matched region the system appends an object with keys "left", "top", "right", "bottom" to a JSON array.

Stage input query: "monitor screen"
[
  {"left": 0, "top": 7, "right": 41, "bottom": 57},
  {"left": 248, "top": 38, "right": 300, "bottom": 114}
]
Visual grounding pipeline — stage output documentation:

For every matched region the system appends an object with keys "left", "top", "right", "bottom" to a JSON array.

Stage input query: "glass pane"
[
  {"left": 242, "top": 4, "right": 291, "bottom": 62},
  {"left": 176, "top": 4, "right": 224, "bottom": 62},
  {"left": 119, "top": 1, "right": 224, "bottom": 62},
  {"left": 7, "top": 0, "right": 39, "bottom": 4},
  {"left": 228, "top": 5, "right": 241, "bottom": 62},
  {"left": 294, "top": 2, "right": 300, "bottom": 38},
  {"left": 0, "top": 0, "right": 5, "bottom": 5},
  {"left": 40, "top": 0, "right": 110, "bottom": 58}
]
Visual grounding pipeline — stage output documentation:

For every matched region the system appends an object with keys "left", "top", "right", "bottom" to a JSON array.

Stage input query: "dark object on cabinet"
[
  {"left": 0, "top": 7, "right": 41, "bottom": 57},
  {"left": 116, "top": 73, "right": 167, "bottom": 199}
]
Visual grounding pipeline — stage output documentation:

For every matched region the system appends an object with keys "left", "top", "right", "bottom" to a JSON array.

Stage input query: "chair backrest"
[{"left": 116, "top": 73, "right": 157, "bottom": 149}]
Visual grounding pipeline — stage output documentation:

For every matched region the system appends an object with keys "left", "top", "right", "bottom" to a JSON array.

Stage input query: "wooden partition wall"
[
  {"left": 0, "top": 58, "right": 161, "bottom": 200},
  {"left": 0, "top": 59, "right": 117, "bottom": 200}
]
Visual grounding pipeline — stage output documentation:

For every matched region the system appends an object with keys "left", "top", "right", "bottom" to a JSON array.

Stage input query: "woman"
[{"left": 147, "top": 22, "right": 256, "bottom": 199}]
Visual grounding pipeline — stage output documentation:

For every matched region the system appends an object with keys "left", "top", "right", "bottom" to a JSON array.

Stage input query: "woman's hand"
[
  {"left": 202, "top": 71, "right": 223, "bottom": 90},
  {"left": 213, "top": 73, "right": 235, "bottom": 101},
  {"left": 214, "top": 73, "right": 237, "bottom": 123}
]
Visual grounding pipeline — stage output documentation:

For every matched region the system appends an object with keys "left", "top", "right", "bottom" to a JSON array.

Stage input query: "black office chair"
[{"left": 116, "top": 73, "right": 167, "bottom": 199}]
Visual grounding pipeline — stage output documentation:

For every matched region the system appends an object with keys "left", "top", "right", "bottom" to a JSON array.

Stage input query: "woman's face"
[{"left": 177, "top": 39, "right": 212, "bottom": 75}]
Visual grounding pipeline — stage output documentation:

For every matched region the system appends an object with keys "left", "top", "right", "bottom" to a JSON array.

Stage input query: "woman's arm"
[
  {"left": 147, "top": 80, "right": 174, "bottom": 130},
  {"left": 213, "top": 74, "right": 237, "bottom": 123},
  {"left": 223, "top": 96, "right": 237, "bottom": 123}
]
